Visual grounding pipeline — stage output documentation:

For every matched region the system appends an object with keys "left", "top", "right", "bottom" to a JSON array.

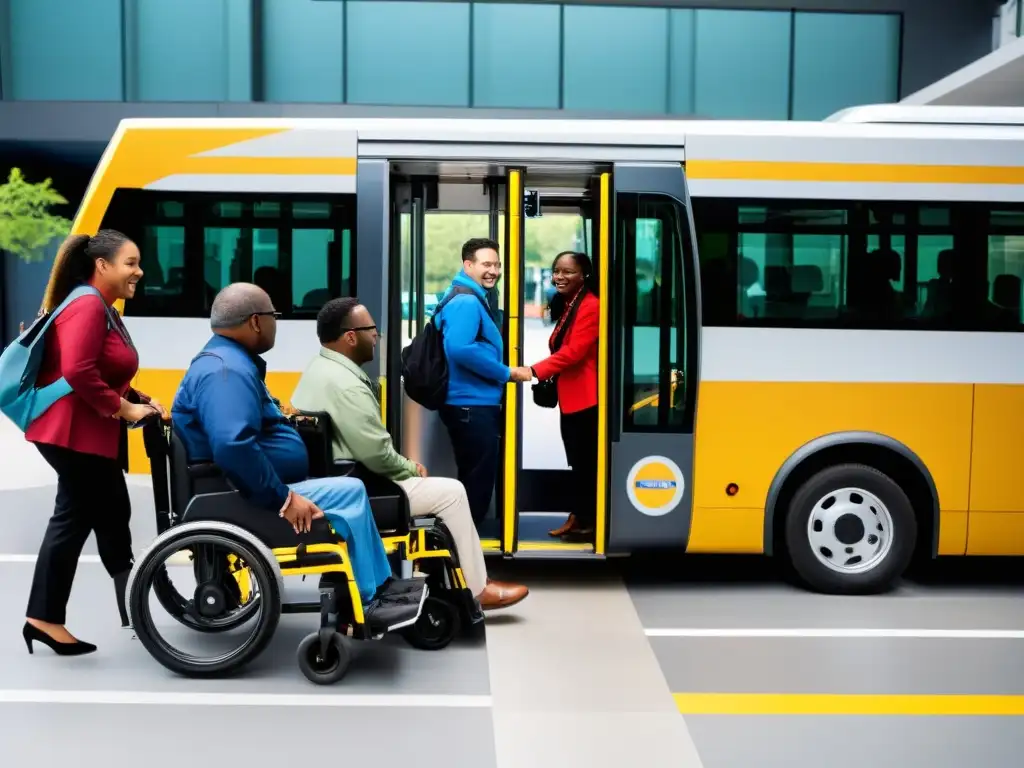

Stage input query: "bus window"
[
  {"left": 619, "top": 193, "right": 689, "bottom": 432},
  {"left": 694, "top": 198, "right": 1024, "bottom": 332},
  {"left": 101, "top": 190, "right": 355, "bottom": 319}
]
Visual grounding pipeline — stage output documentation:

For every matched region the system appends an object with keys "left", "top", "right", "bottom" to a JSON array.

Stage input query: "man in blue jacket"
[
  {"left": 435, "top": 238, "right": 530, "bottom": 525},
  {"left": 171, "top": 283, "right": 422, "bottom": 633}
]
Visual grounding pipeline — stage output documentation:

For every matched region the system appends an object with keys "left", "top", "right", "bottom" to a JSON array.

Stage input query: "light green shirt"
[{"left": 290, "top": 347, "right": 418, "bottom": 482}]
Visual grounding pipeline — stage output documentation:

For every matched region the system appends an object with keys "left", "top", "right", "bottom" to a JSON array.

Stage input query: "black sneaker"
[
  {"left": 376, "top": 576, "right": 426, "bottom": 598},
  {"left": 364, "top": 591, "right": 425, "bottom": 633}
]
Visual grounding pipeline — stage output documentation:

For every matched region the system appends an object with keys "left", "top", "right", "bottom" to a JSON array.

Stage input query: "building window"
[
  {"left": 472, "top": 2, "right": 560, "bottom": 109},
  {"left": 346, "top": 1, "right": 470, "bottom": 107},
  {"left": 791, "top": 12, "right": 901, "bottom": 121},
  {"left": 7, "top": 0, "right": 123, "bottom": 100},
  {"left": 101, "top": 191, "right": 354, "bottom": 319},
  {"left": 264, "top": 0, "right": 344, "bottom": 103},
  {"left": 694, "top": 199, "right": 1024, "bottom": 332},
  {"left": 562, "top": 5, "right": 669, "bottom": 114},
  {"left": 132, "top": 0, "right": 252, "bottom": 101},
  {"left": 692, "top": 9, "right": 791, "bottom": 120}
]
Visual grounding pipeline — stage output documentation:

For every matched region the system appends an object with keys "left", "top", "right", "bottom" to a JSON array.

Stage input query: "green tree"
[{"left": 0, "top": 168, "right": 72, "bottom": 263}]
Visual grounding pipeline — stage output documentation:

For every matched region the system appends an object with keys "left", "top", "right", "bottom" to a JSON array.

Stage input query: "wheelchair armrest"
[
  {"left": 182, "top": 490, "right": 338, "bottom": 548},
  {"left": 188, "top": 462, "right": 224, "bottom": 480},
  {"left": 331, "top": 459, "right": 356, "bottom": 477}
]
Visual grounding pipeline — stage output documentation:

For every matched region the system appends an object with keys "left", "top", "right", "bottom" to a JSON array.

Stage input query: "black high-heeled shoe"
[{"left": 22, "top": 622, "right": 97, "bottom": 656}]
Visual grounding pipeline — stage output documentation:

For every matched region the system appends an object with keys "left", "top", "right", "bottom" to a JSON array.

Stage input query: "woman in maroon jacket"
[
  {"left": 22, "top": 230, "right": 165, "bottom": 656},
  {"left": 517, "top": 251, "right": 600, "bottom": 543}
]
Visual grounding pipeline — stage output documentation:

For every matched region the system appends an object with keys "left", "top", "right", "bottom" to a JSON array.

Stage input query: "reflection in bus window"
[{"left": 101, "top": 190, "right": 354, "bottom": 319}]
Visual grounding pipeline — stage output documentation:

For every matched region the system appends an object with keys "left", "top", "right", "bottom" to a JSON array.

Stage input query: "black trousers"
[
  {"left": 26, "top": 443, "right": 134, "bottom": 624},
  {"left": 560, "top": 406, "right": 599, "bottom": 529},
  {"left": 439, "top": 405, "right": 502, "bottom": 525}
]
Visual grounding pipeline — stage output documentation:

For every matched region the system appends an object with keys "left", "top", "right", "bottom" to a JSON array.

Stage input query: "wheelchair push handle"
[{"left": 126, "top": 405, "right": 169, "bottom": 430}]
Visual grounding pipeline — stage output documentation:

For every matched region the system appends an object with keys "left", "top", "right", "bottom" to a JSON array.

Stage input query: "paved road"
[{"left": 2, "top": 414, "right": 1023, "bottom": 767}]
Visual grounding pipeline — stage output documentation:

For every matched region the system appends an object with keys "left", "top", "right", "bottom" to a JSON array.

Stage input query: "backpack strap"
[{"left": 434, "top": 285, "right": 493, "bottom": 343}]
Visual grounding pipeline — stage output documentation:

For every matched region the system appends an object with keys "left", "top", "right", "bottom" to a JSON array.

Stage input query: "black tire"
[
  {"left": 297, "top": 632, "right": 351, "bottom": 685},
  {"left": 129, "top": 529, "right": 282, "bottom": 678},
  {"left": 783, "top": 463, "right": 917, "bottom": 595},
  {"left": 402, "top": 596, "right": 461, "bottom": 651}
]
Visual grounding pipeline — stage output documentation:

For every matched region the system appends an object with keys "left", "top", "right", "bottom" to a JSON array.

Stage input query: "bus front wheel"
[{"left": 784, "top": 463, "right": 917, "bottom": 595}]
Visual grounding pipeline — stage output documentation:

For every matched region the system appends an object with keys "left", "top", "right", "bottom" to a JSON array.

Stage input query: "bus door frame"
[{"left": 501, "top": 167, "right": 526, "bottom": 555}]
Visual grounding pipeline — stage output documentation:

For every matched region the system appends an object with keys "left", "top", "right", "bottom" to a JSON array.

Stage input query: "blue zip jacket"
[
  {"left": 436, "top": 270, "right": 510, "bottom": 406},
  {"left": 171, "top": 335, "right": 309, "bottom": 509}
]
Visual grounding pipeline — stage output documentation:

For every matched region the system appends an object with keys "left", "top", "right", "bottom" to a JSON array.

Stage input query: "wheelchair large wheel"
[
  {"left": 127, "top": 523, "right": 283, "bottom": 678},
  {"left": 297, "top": 631, "right": 350, "bottom": 685},
  {"left": 401, "top": 596, "right": 460, "bottom": 651},
  {"left": 152, "top": 555, "right": 261, "bottom": 634}
]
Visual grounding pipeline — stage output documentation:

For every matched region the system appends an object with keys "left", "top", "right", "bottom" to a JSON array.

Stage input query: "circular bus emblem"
[{"left": 626, "top": 456, "right": 685, "bottom": 517}]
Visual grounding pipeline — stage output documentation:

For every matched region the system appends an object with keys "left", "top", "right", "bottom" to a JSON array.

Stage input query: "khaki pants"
[{"left": 397, "top": 476, "right": 488, "bottom": 596}]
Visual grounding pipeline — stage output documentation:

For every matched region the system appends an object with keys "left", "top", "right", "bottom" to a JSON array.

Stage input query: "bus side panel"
[
  {"left": 967, "top": 384, "right": 1024, "bottom": 555},
  {"left": 689, "top": 379, "right": 973, "bottom": 555}
]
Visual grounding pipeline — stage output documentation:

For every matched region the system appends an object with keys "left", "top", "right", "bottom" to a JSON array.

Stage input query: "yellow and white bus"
[{"left": 69, "top": 105, "right": 1024, "bottom": 594}]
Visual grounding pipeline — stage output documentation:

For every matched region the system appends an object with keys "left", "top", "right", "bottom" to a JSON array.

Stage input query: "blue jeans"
[
  {"left": 287, "top": 476, "right": 392, "bottom": 604},
  {"left": 439, "top": 405, "right": 501, "bottom": 525}
]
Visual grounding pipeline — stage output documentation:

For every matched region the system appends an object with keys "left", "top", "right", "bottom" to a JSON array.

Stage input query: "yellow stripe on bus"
[{"left": 685, "top": 159, "right": 1024, "bottom": 186}]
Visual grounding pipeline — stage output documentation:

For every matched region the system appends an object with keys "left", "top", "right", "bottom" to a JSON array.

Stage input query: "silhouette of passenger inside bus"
[
  {"left": 254, "top": 266, "right": 290, "bottom": 315},
  {"left": 947, "top": 258, "right": 1017, "bottom": 329},
  {"left": 844, "top": 248, "right": 903, "bottom": 325},
  {"left": 923, "top": 249, "right": 955, "bottom": 319}
]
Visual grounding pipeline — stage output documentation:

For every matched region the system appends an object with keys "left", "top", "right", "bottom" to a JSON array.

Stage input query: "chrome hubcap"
[{"left": 806, "top": 486, "right": 893, "bottom": 574}]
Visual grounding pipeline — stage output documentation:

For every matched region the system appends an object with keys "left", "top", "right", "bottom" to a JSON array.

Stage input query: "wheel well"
[{"left": 768, "top": 442, "right": 936, "bottom": 560}]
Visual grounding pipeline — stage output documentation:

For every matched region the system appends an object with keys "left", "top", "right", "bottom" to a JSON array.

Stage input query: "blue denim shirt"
[{"left": 171, "top": 335, "right": 308, "bottom": 509}]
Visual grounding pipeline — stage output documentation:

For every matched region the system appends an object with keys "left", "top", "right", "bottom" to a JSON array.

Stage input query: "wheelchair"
[
  {"left": 288, "top": 411, "right": 484, "bottom": 650},
  {"left": 129, "top": 411, "right": 481, "bottom": 685}
]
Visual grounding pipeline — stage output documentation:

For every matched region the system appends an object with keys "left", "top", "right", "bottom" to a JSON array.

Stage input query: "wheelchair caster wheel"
[
  {"left": 401, "top": 596, "right": 460, "bottom": 651},
  {"left": 297, "top": 632, "right": 350, "bottom": 685}
]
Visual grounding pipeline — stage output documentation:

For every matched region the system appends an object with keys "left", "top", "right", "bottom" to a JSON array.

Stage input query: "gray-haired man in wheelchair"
[{"left": 170, "top": 283, "right": 419, "bottom": 632}]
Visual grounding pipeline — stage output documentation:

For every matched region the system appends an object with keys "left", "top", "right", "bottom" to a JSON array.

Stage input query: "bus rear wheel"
[{"left": 784, "top": 463, "right": 916, "bottom": 595}]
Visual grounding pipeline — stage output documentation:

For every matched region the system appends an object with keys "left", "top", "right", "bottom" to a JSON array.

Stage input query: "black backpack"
[{"left": 400, "top": 286, "right": 489, "bottom": 410}]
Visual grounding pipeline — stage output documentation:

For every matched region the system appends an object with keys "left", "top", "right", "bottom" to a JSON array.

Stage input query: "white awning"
[{"left": 901, "top": 35, "right": 1024, "bottom": 107}]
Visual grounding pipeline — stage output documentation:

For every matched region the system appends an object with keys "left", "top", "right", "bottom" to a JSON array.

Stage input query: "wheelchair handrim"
[{"left": 132, "top": 532, "right": 279, "bottom": 670}]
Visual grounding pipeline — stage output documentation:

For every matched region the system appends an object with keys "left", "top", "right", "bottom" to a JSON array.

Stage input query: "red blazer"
[
  {"left": 25, "top": 291, "right": 141, "bottom": 460},
  {"left": 532, "top": 292, "right": 599, "bottom": 415}
]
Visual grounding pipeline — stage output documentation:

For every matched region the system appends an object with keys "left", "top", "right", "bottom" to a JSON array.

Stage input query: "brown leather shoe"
[
  {"left": 548, "top": 514, "right": 576, "bottom": 537},
  {"left": 479, "top": 579, "right": 529, "bottom": 611}
]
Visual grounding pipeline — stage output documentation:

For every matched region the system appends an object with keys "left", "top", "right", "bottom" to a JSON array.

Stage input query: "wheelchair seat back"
[
  {"left": 292, "top": 410, "right": 412, "bottom": 535},
  {"left": 167, "top": 426, "right": 234, "bottom": 519}
]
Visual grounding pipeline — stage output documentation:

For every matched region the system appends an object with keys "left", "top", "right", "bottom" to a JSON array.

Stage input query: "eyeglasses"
[
  {"left": 342, "top": 325, "right": 377, "bottom": 333},
  {"left": 253, "top": 311, "right": 282, "bottom": 319}
]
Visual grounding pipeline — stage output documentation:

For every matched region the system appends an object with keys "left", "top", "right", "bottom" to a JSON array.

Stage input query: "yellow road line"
[{"left": 674, "top": 693, "right": 1024, "bottom": 716}]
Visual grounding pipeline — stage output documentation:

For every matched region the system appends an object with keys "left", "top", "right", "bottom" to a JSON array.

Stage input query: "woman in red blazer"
[
  {"left": 22, "top": 230, "right": 165, "bottom": 657},
  {"left": 520, "top": 251, "right": 599, "bottom": 543}
]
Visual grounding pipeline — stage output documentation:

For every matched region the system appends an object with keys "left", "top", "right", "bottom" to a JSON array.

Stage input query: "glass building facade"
[{"left": 0, "top": 0, "right": 902, "bottom": 120}]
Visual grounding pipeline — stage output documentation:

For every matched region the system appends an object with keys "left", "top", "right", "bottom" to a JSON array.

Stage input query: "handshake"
[{"left": 509, "top": 366, "right": 533, "bottom": 383}]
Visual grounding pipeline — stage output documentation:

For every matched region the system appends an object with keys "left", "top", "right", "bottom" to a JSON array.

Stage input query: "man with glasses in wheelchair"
[
  {"left": 170, "top": 283, "right": 420, "bottom": 632},
  {"left": 291, "top": 297, "right": 528, "bottom": 611}
]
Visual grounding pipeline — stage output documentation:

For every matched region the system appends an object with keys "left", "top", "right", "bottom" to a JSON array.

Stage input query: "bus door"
[{"left": 605, "top": 163, "right": 699, "bottom": 552}]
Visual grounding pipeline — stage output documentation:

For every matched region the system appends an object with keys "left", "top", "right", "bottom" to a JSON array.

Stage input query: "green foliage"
[
  {"left": 416, "top": 212, "right": 584, "bottom": 296},
  {"left": 0, "top": 168, "right": 72, "bottom": 263}
]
